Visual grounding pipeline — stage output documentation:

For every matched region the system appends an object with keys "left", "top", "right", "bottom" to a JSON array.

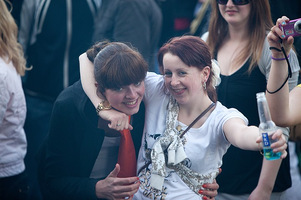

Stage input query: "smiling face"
[
  {"left": 92, "top": 42, "right": 148, "bottom": 116},
  {"left": 104, "top": 81, "right": 145, "bottom": 116},
  {"left": 218, "top": 0, "right": 251, "bottom": 27},
  {"left": 163, "top": 53, "right": 208, "bottom": 105}
]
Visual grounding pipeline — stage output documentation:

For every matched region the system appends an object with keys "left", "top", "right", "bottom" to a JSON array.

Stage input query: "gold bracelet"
[{"left": 96, "top": 100, "right": 112, "bottom": 116}]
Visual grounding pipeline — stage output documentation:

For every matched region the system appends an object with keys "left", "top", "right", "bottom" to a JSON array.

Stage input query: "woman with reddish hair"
[{"left": 80, "top": 36, "right": 288, "bottom": 200}]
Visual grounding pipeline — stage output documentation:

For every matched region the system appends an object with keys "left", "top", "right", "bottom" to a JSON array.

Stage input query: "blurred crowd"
[{"left": 1, "top": 0, "right": 301, "bottom": 199}]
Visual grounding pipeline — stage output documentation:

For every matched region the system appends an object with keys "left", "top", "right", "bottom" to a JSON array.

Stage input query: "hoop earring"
[{"left": 203, "top": 82, "right": 206, "bottom": 90}]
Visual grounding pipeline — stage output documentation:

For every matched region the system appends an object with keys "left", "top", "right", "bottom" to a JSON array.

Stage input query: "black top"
[
  {"left": 216, "top": 59, "right": 291, "bottom": 194},
  {"left": 37, "top": 80, "right": 144, "bottom": 200}
]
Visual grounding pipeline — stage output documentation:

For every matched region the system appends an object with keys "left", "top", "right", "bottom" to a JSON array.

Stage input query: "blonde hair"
[
  {"left": 0, "top": 0, "right": 27, "bottom": 75},
  {"left": 207, "top": 0, "right": 274, "bottom": 73}
]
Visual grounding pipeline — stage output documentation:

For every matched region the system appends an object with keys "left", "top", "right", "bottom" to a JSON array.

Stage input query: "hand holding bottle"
[
  {"left": 256, "top": 92, "right": 287, "bottom": 160},
  {"left": 256, "top": 129, "right": 287, "bottom": 159}
]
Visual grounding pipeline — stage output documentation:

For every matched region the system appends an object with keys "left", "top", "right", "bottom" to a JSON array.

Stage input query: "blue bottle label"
[{"left": 262, "top": 132, "right": 270, "bottom": 147}]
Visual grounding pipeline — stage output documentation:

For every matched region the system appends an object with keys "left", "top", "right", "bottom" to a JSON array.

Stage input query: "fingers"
[
  {"left": 96, "top": 170, "right": 140, "bottom": 200},
  {"left": 114, "top": 178, "right": 140, "bottom": 200},
  {"left": 108, "top": 164, "right": 121, "bottom": 178},
  {"left": 257, "top": 129, "right": 288, "bottom": 158},
  {"left": 110, "top": 120, "right": 127, "bottom": 130},
  {"left": 117, "top": 121, "right": 133, "bottom": 131},
  {"left": 276, "top": 16, "right": 290, "bottom": 27},
  {"left": 280, "top": 150, "right": 287, "bottom": 159},
  {"left": 98, "top": 108, "right": 133, "bottom": 131},
  {"left": 199, "top": 189, "right": 217, "bottom": 200},
  {"left": 268, "top": 16, "right": 295, "bottom": 55},
  {"left": 106, "top": 112, "right": 131, "bottom": 131},
  {"left": 218, "top": 168, "right": 222, "bottom": 175},
  {"left": 270, "top": 130, "right": 288, "bottom": 158},
  {"left": 203, "top": 182, "right": 219, "bottom": 191},
  {"left": 199, "top": 181, "right": 219, "bottom": 199},
  {"left": 256, "top": 135, "right": 262, "bottom": 144}
]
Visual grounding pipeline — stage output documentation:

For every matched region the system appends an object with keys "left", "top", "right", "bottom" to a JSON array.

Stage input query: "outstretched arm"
[
  {"left": 79, "top": 53, "right": 132, "bottom": 130},
  {"left": 223, "top": 118, "right": 287, "bottom": 157},
  {"left": 266, "top": 16, "right": 301, "bottom": 126}
]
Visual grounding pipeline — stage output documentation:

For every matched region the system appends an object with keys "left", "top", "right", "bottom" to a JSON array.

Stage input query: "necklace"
[{"left": 176, "top": 102, "right": 216, "bottom": 138}]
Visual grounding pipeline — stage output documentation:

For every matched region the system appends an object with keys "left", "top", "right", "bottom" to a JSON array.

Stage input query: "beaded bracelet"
[
  {"left": 271, "top": 54, "right": 289, "bottom": 61},
  {"left": 267, "top": 45, "right": 292, "bottom": 94}
]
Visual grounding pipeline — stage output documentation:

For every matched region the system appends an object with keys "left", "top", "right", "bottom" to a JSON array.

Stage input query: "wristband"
[{"left": 271, "top": 54, "right": 289, "bottom": 61}]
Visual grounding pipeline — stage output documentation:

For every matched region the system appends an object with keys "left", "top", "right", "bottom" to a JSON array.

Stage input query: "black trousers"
[{"left": 0, "top": 171, "right": 31, "bottom": 200}]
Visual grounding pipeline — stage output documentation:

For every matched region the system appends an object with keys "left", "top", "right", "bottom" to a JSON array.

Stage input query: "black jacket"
[
  {"left": 19, "top": 0, "right": 98, "bottom": 101},
  {"left": 38, "top": 81, "right": 144, "bottom": 200}
]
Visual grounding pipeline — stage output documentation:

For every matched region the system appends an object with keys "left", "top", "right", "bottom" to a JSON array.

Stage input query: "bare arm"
[
  {"left": 249, "top": 16, "right": 295, "bottom": 199},
  {"left": 223, "top": 118, "right": 287, "bottom": 156},
  {"left": 79, "top": 53, "right": 99, "bottom": 107},
  {"left": 266, "top": 16, "right": 301, "bottom": 126},
  {"left": 224, "top": 118, "right": 259, "bottom": 150},
  {"left": 248, "top": 159, "right": 282, "bottom": 200},
  {"left": 79, "top": 53, "right": 132, "bottom": 130}
]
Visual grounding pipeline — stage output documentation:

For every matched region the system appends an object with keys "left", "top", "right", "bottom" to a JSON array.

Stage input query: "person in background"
[
  {"left": 0, "top": 0, "right": 30, "bottom": 199},
  {"left": 266, "top": 16, "right": 301, "bottom": 200},
  {"left": 158, "top": 0, "right": 197, "bottom": 46},
  {"left": 202, "top": 0, "right": 300, "bottom": 199},
  {"left": 92, "top": 0, "right": 162, "bottom": 72},
  {"left": 18, "top": 1, "right": 100, "bottom": 198},
  {"left": 190, "top": 0, "right": 212, "bottom": 37},
  {"left": 80, "top": 35, "right": 288, "bottom": 200}
]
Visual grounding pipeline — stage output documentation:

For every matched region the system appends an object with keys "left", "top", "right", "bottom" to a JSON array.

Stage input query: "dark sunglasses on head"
[{"left": 217, "top": 0, "right": 249, "bottom": 5}]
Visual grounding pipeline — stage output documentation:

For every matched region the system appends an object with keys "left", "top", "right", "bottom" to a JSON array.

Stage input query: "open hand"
[{"left": 95, "top": 164, "right": 140, "bottom": 200}]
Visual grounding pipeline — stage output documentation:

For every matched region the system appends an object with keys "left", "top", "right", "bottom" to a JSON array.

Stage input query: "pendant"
[
  {"left": 176, "top": 125, "right": 182, "bottom": 132},
  {"left": 176, "top": 124, "right": 185, "bottom": 136}
]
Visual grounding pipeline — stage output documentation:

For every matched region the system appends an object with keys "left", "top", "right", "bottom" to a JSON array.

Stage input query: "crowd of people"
[{"left": 1, "top": 0, "right": 301, "bottom": 199}]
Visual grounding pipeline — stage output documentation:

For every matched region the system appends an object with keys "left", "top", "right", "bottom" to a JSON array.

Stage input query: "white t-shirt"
[{"left": 134, "top": 72, "right": 248, "bottom": 200}]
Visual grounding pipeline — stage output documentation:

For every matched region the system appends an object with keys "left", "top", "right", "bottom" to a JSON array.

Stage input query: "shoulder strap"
[{"left": 179, "top": 102, "right": 215, "bottom": 138}]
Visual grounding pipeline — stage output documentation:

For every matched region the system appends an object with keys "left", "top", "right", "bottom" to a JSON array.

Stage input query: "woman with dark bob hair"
[{"left": 38, "top": 41, "right": 147, "bottom": 200}]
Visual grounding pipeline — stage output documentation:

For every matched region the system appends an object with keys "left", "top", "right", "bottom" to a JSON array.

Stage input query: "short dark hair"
[{"left": 86, "top": 41, "right": 148, "bottom": 94}]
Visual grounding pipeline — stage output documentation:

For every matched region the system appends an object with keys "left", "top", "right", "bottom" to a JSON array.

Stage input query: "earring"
[{"left": 203, "top": 82, "right": 206, "bottom": 90}]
